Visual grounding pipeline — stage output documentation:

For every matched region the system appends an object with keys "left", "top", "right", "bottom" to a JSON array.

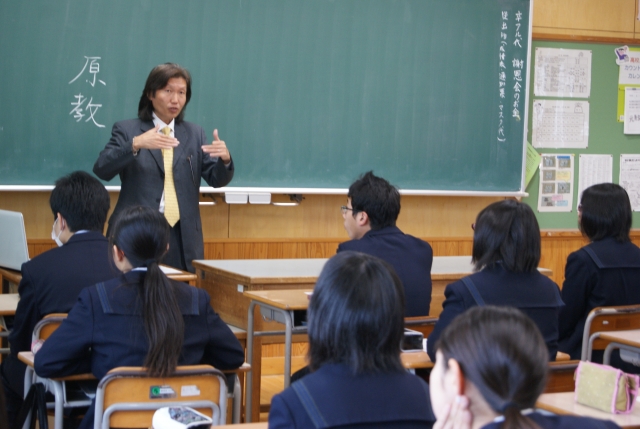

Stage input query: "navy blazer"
[
  {"left": 93, "top": 118, "right": 234, "bottom": 272},
  {"left": 269, "top": 363, "right": 435, "bottom": 429},
  {"left": 34, "top": 270, "right": 245, "bottom": 429},
  {"left": 427, "top": 264, "right": 563, "bottom": 361},
  {"left": 1, "top": 231, "right": 115, "bottom": 399},
  {"left": 481, "top": 411, "right": 619, "bottom": 429},
  {"left": 338, "top": 226, "right": 433, "bottom": 316},
  {"left": 558, "top": 238, "right": 640, "bottom": 359}
]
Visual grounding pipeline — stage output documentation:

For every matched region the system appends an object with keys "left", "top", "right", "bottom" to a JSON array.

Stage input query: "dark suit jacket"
[
  {"left": 337, "top": 226, "right": 433, "bottom": 316},
  {"left": 34, "top": 270, "right": 245, "bottom": 429},
  {"left": 558, "top": 238, "right": 640, "bottom": 359},
  {"left": 1, "top": 231, "right": 115, "bottom": 398},
  {"left": 269, "top": 363, "right": 435, "bottom": 429},
  {"left": 93, "top": 118, "right": 234, "bottom": 272},
  {"left": 481, "top": 411, "right": 619, "bottom": 429},
  {"left": 427, "top": 264, "right": 564, "bottom": 361}
]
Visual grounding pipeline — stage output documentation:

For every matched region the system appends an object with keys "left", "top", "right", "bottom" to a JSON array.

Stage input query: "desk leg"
[
  {"left": 284, "top": 314, "right": 292, "bottom": 388},
  {"left": 245, "top": 303, "right": 265, "bottom": 423}
]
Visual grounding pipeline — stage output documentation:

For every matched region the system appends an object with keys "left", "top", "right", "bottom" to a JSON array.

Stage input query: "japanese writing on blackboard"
[
  {"left": 68, "top": 56, "right": 106, "bottom": 128},
  {"left": 497, "top": 10, "right": 525, "bottom": 143}
]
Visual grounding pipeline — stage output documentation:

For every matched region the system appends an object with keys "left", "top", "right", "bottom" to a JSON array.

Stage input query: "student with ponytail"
[
  {"left": 34, "top": 206, "right": 244, "bottom": 429},
  {"left": 430, "top": 306, "right": 619, "bottom": 429}
]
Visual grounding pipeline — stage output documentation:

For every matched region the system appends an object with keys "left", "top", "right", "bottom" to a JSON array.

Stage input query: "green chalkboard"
[
  {"left": 0, "top": 0, "right": 531, "bottom": 191},
  {"left": 523, "top": 41, "right": 640, "bottom": 229}
]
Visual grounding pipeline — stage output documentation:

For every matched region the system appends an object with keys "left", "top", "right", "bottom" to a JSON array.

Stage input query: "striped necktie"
[{"left": 161, "top": 126, "right": 180, "bottom": 227}]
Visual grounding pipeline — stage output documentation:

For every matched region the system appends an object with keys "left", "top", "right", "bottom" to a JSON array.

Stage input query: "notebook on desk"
[{"left": 0, "top": 209, "right": 30, "bottom": 270}]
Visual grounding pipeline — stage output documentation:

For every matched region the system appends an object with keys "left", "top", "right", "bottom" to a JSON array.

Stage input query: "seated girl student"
[
  {"left": 34, "top": 206, "right": 245, "bottom": 429},
  {"left": 558, "top": 183, "right": 640, "bottom": 361},
  {"left": 269, "top": 251, "right": 436, "bottom": 429},
  {"left": 427, "top": 200, "right": 563, "bottom": 362},
  {"left": 430, "top": 306, "right": 620, "bottom": 429}
]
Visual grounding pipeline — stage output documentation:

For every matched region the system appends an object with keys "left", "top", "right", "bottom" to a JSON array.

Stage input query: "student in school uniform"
[
  {"left": 427, "top": 200, "right": 563, "bottom": 362},
  {"left": 338, "top": 171, "right": 433, "bottom": 317},
  {"left": 558, "top": 183, "right": 640, "bottom": 363},
  {"left": 34, "top": 206, "right": 245, "bottom": 429},
  {"left": 269, "top": 252, "right": 435, "bottom": 429},
  {"left": 430, "top": 306, "right": 620, "bottom": 429},
  {"left": 1, "top": 171, "right": 115, "bottom": 426}
]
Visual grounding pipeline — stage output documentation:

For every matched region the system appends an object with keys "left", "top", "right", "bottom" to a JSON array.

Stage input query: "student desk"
[
  {"left": 0, "top": 265, "right": 198, "bottom": 293},
  {"left": 0, "top": 266, "right": 22, "bottom": 293},
  {"left": 0, "top": 293, "right": 19, "bottom": 354},
  {"left": 242, "top": 288, "right": 432, "bottom": 422},
  {"left": 597, "top": 330, "right": 640, "bottom": 365},
  {"left": 193, "top": 256, "right": 551, "bottom": 422},
  {"left": 537, "top": 392, "right": 640, "bottom": 428}
]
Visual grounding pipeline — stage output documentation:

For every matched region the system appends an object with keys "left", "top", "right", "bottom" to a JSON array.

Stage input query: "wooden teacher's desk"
[{"left": 193, "top": 256, "right": 553, "bottom": 323}]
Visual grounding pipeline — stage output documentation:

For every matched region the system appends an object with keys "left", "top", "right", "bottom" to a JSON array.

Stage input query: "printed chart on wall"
[
  {"left": 532, "top": 47, "right": 591, "bottom": 149},
  {"left": 620, "top": 154, "right": 640, "bottom": 211},
  {"left": 578, "top": 154, "right": 612, "bottom": 199},
  {"left": 538, "top": 154, "right": 575, "bottom": 212}
]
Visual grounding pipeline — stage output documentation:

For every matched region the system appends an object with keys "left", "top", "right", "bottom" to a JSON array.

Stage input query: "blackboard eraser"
[
  {"left": 225, "top": 192, "right": 249, "bottom": 204},
  {"left": 249, "top": 193, "right": 271, "bottom": 204}
]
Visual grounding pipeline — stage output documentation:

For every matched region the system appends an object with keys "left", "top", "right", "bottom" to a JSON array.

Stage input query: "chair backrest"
[
  {"left": 581, "top": 304, "right": 640, "bottom": 360},
  {"left": 544, "top": 360, "right": 579, "bottom": 393},
  {"left": 94, "top": 365, "right": 227, "bottom": 429},
  {"left": 32, "top": 313, "right": 67, "bottom": 342},
  {"left": 404, "top": 316, "right": 438, "bottom": 338}
]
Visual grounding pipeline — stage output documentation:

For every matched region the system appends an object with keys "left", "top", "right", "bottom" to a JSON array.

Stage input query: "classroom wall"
[{"left": 3, "top": 0, "right": 640, "bottom": 288}]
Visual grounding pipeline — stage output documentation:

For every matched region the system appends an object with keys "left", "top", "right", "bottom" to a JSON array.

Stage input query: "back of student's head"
[
  {"left": 348, "top": 171, "right": 400, "bottom": 230},
  {"left": 472, "top": 199, "right": 540, "bottom": 273},
  {"left": 308, "top": 251, "right": 405, "bottom": 374},
  {"left": 49, "top": 171, "right": 110, "bottom": 232},
  {"left": 437, "top": 306, "right": 548, "bottom": 429},
  {"left": 580, "top": 183, "right": 632, "bottom": 243},
  {"left": 109, "top": 206, "right": 184, "bottom": 377}
]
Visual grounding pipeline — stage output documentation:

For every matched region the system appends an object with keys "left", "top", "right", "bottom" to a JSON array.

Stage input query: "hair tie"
[
  {"left": 142, "top": 259, "right": 157, "bottom": 267},
  {"left": 499, "top": 401, "right": 518, "bottom": 414}
]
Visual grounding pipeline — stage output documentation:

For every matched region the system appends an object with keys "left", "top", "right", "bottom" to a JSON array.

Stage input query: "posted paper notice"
[
  {"left": 620, "top": 154, "right": 640, "bottom": 211},
  {"left": 578, "top": 154, "right": 612, "bottom": 199},
  {"left": 532, "top": 100, "right": 589, "bottom": 148},
  {"left": 538, "top": 154, "right": 575, "bottom": 212},
  {"left": 534, "top": 48, "right": 592, "bottom": 98}
]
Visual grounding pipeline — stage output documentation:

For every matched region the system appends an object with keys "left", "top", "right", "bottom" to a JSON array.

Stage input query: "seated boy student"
[
  {"left": 339, "top": 171, "right": 433, "bottom": 317},
  {"left": 1, "top": 171, "right": 115, "bottom": 426}
]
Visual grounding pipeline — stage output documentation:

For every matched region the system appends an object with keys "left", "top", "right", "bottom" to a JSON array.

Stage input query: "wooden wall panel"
[
  {"left": 533, "top": 0, "right": 637, "bottom": 40},
  {"left": 28, "top": 230, "right": 640, "bottom": 288}
]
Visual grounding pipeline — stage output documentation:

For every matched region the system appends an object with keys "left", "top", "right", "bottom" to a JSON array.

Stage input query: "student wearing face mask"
[{"left": 0, "top": 171, "right": 115, "bottom": 427}]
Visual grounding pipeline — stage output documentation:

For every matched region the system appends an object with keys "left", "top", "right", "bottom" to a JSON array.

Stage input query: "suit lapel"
[
  {"left": 173, "top": 122, "right": 188, "bottom": 167},
  {"left": 142, "top": 121, "right": 165, "bottom": 173}
]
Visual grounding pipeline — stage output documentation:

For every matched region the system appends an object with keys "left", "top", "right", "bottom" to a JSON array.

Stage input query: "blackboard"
[
  {"left": 0, "top": 0, "right": 531, "bottom": 192},
  {"left": 522, "top": 40, "right": 640, "bottom": 229}
]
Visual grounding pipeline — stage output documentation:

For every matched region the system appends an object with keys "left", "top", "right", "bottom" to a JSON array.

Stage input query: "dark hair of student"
[
  {"left": 138, "top": 63, "right": 192, "bottom": 123},
  {"left": 308, "top": 251, "right": 405, "bottom": 374},
  {"left": 347, "top": 171, "right": 401, "bottom": 230},
  {"left": 109, "top": 206, "right": 184, "bottom": 377},
  {"left": 437, "top": 306, "right": 547, "bottom": 429},
  {"left": 472, "top": 199, "right": 540, "bottom": 273},
  {"left": 579, "top": 183, "right": 632, "bottom": 243},
  {"left": 49, "top": 171, "right": 110, "bottom": 233}
]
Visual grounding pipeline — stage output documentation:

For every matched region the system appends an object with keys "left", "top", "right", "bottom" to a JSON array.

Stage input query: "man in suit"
[
  {"left": 1, "top": 171, "right": 115, "bottom": 425},
  {"left": 338, "top": 171, "right": 433, "bottom": 316},
  {"left": 93, "top": 63, "right": 234, "bottom": 273}
]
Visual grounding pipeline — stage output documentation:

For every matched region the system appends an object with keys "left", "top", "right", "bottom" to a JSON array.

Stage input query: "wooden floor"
[{"left": 258, "top": 374, "right": 285, "bottom": 422}]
